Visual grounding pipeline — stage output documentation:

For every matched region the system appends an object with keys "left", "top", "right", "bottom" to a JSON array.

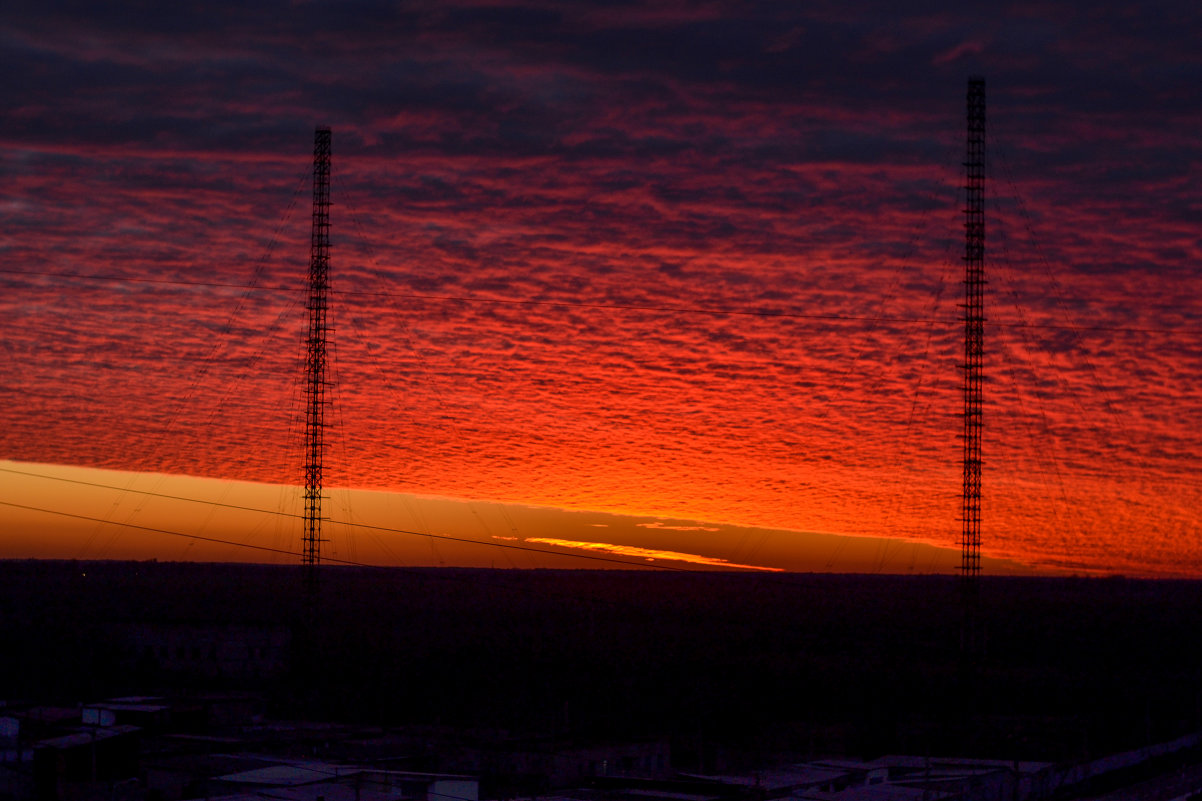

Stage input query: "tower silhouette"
[
  {"left": 303, "top": 127, "right": 331, "bottom": 603},
  {"left": 960, "top": 77, "right": 985, "bottom": 676}
]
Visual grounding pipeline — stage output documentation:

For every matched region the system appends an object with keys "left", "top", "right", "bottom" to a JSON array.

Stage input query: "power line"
[
  {"left": 0, "top": 466, "right": 303, "bottom": 518},
  {"left": 0, "top": 467, "right": 693, "bottom": 572},
  {"left": 0, "top": 499, "right": 306, "bottom": 562}
]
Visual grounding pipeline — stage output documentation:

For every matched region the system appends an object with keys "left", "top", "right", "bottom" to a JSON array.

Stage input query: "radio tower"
[
  {"left": 303, "top": 127, "right": 331, "bottom": 602},
  {"left": 960, "top": 78, "right": 985, "bottom": 671}
]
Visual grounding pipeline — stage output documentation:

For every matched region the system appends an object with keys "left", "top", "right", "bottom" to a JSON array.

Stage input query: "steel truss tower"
[
  {"left": 303, "top": 127, "right": 331, "bottom": 600},
  {"left": 961, "top": 78, "right": 985, "bottom": 661}
]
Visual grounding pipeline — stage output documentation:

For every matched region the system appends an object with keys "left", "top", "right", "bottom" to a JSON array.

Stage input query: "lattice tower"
[
  {"left": 961, "top": 77, "right": 985, "bottom": 657},
  {"left": 303, "top": 127, "right": 331, "bottom": 600}
]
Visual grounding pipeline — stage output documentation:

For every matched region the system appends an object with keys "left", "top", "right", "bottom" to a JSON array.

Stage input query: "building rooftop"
[
  {"left": 87, "top": 702, "right": 171, "bottom": 714},
  {"left": 37, "top": 725, "right": 140, "bottom": 750},
  {"left": 215, "top": 762, "right": 347, "bottom": 786},
  {"left": 680, "top": 766, "right": 849, "bottom": 792},
  {"left": 798, "top": 785, "right": 953, "bottom": 801}
]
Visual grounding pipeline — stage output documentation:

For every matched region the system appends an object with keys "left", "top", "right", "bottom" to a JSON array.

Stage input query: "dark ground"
[{"left": 2, "top": 560, "right": 1200, "bottom": 766}]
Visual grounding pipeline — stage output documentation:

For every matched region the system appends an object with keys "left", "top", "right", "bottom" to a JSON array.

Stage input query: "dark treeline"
[{"left": 2, "top": 560, "right": 1200, "bottom": 764}]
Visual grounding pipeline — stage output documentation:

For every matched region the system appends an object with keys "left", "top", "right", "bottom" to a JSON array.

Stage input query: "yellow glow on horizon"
[
  {"left": 525, "top": 537, "right": 785, "bottom": 572},
  {"left": 0, "top": 460, "right": 1056, "bottom": 575}
]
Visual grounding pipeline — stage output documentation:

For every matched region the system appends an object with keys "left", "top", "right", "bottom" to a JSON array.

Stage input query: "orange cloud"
[{"left": 2, "top": 1, "right": 1200, "bottom": 577}]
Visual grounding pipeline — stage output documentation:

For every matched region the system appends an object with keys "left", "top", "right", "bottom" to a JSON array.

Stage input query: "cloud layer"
[{"left": 1, "top": 1, "right": 1200, "bottom": 576}]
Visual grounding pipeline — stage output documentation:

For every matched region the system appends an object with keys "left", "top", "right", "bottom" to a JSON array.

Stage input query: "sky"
[{"left": 1, "top": 1, "right": 1200, "bottom": 577}]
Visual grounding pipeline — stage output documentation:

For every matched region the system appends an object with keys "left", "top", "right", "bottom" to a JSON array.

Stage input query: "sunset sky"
[{"left": 2, "top": 1, "right": 1199, "bottom": 576}]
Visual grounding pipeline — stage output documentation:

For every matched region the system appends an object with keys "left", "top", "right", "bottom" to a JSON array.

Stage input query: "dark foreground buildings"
[{"left": 4, "top": 562, "right": 1202, "bottom": 801}]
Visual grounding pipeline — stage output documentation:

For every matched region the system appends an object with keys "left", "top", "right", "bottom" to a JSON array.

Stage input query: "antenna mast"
[
  {"left": 961, "top": 78, "right": 985, "bottom": 665},
  {"left": 303, "top": 127, "right": 331, "bottom": 600}
]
